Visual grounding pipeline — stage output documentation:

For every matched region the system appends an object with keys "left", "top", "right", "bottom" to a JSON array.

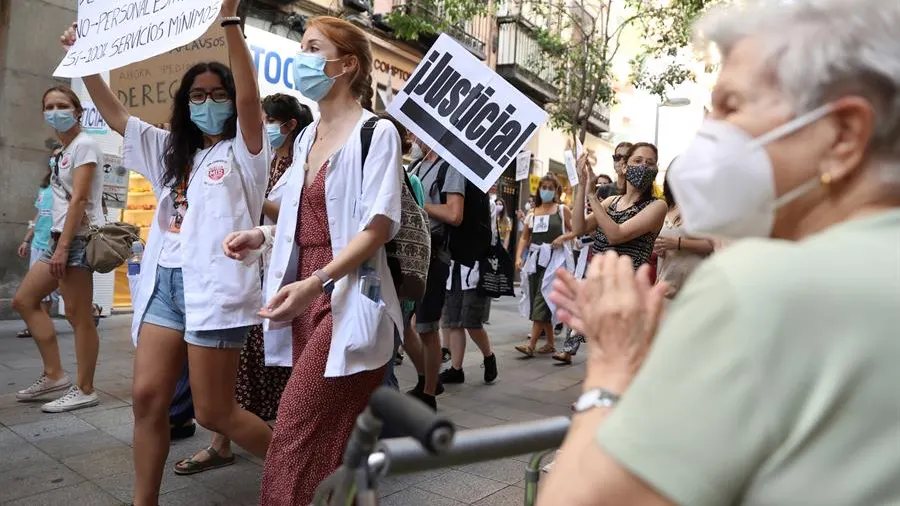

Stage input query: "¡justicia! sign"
[{"left": 388, "top": 35, "right": 547, "bottom": 193}]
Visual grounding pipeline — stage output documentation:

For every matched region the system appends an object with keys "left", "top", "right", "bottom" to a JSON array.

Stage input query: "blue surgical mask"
[
  {"left": 293, "top": 53, "right": 345, "bottom": 102},
  {"left": 266, "top": 122, "right": 287, "bottom": 149},
  {"left": 189, "top": 99, "right": 234, "bottom": 135},
  {"left": 44, "top": 110, "right": 77, "bottom": 132},
  {"left": 539, "top": 189, "right": 555, "bottom": 202}
]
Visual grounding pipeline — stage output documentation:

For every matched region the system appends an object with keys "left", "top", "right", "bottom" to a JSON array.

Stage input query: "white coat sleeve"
[
  {"left": 358, "top": 120, "right": 403, "bottom": 239},
  {"left": 123, "top": 117, "right": 170, "bottom": 185}
]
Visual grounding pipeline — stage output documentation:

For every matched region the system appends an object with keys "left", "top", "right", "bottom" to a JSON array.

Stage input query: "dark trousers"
[{"left": 169, "top": 362, "right": 194, "bottom": 425}]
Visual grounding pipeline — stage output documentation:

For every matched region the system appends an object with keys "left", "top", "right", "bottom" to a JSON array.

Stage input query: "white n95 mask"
[{"left": 668, "top": 104, "right": 835, "bottom": 239}]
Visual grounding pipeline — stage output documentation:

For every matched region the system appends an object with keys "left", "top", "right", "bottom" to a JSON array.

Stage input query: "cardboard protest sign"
[
  {"left": 515, "top": 150, "right": 531, "bottom": 181},
  {"left": 54, "top": 0, "right": 223, "bottom": 78},
  {"left": 388, "top": 34, "right": 547, "bottom": 193},
  {"left": 110, "top": 23, "right": 228, "bottom": 125}
]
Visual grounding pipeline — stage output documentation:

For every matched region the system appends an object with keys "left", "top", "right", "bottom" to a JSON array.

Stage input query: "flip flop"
[
  {"left": 173, "top": 446, "right": 235, "bottom": 475},
  {"left": 552, "top": 352, "right": 572, "bottom": 365},
  {"left": 16, "top": 329, "right": 32, "bottom": 338}
]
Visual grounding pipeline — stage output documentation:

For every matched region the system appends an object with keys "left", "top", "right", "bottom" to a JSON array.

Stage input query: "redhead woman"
[
  {"left": 62, "top": 1, "right": 274, "bottom": 504},
  {"left": 13, "top": 85, "right": 104, "bottom": 413},
  {"left": 222, "top": 16, "right": 404, "bottom": 505}
]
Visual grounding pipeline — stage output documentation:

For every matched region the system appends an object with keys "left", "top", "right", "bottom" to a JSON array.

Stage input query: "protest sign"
[
  {"left": 515, "top": 150, "right": 531, "bottom": 181},
  {"left": 54, "top": 0, "right": 224, "bottom": 78},
  {"left": 110, "top": 23, "right": 228, "bottom": 125},
  {"left": 81, "top": 101, "right": 109, "bottom": 135},
  {"left": 101, "top": 154, "right": 128, "bottom": 209},
  {"left": 388, "top": 34, "right": 547, "bottom": 193},
  {"left": 563, "top": 139, "right": 584, "bottom": 187}
]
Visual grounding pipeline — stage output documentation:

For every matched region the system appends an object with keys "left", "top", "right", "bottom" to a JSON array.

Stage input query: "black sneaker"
[
  {"left": 439, "top": 367, "right": 465, "bottom": 384},
  {"left": 441, "top": 347, "right": 452, "bottom": 363},
  {"left": 483, "top": 354, "right": 498, "bottom": 384},
  {"left": 407, "top": 375, "right": 445, "bottom": 396},
  {"left": 408, "top": 389, "right": 437, "bottom": 410}
]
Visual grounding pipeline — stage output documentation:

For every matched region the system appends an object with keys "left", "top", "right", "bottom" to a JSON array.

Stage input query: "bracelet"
[
  {"left": 677, "top": 237, "right": 682, "bottom": 250},
  {"left": 220, "top": 16, "right": 241, "bottom": 26}
]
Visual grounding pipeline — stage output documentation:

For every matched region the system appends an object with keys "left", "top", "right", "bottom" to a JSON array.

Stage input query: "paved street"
[{"left": 0, "top": 298, "right": 582, "bottom": 506}]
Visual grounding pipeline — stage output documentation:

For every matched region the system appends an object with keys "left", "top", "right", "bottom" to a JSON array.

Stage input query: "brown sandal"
[
  {"left": 552, "top": 352, "right": 572, "bottom": 364},
  {"left": 173, "top": 446, "right": 235, "bottom": 475},
  {"left": 537, "top": 344, "right": 556, "bottom": 354},
  {"left": 514, "top": 344, "right": 535, "bottom": 357}
]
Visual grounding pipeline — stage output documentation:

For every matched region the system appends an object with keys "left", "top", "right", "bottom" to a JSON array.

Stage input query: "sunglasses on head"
[{"left": 612, "top": 154, "right": 625, "bottom": 162}]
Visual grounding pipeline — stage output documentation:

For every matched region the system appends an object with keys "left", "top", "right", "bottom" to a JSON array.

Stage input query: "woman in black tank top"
[{"left": 571, "top": 142, "right": 668, "bottom": 271}]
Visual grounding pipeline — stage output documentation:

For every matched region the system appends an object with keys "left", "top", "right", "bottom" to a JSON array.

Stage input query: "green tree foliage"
[{"left": 387, "top": 0, "right": 716, "bottom": 144}]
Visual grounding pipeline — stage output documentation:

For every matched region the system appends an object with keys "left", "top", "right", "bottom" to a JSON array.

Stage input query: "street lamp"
[{"left": 654, "top": 97, "right": 692, "bottom": 146}]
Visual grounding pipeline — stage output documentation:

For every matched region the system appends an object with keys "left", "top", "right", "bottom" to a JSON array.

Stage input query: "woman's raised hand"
[{"left": 60, "top": 22, "right": 77, "bottom": 51}]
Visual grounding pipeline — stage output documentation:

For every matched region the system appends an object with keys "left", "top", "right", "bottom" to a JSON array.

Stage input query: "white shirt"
[
  {"left": 124, "top": 117, "right": 270, "bottom": 343},
  {"left": 263, "top": 112, "right": 403, "bottom": 377},
  {"left": 50, "top": 132, "right": 105, "bottom": 234}
]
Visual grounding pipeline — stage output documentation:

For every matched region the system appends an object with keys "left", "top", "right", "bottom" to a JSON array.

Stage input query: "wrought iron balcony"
[
  {"left": 586, "top": 103, "right": 611, "bottom": 135},
  {"left": 495, "top": 16, "right": 557, "bottom": 105},
  {"left": 390, "top": 0, "right": 489, "bottom": 60}
]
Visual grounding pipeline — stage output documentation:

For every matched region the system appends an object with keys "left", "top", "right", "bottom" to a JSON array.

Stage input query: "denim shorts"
[
  {"left": 142, "top": 266, "right": 250, "bottom": 349},
  {"left": 40, "top": 234, "right": 90, "bottom": 270}
]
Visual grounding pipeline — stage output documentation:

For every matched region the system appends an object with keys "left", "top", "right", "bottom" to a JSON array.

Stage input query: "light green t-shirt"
[{"left": 598, "top": 210, "right": 900, "bottom": 506}]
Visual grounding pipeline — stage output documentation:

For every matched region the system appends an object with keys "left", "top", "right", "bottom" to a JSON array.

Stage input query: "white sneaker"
[
  {"left": 16, "top": 374, "right": 71, "bottom": 401},
  {"left": 41, "top": 386, "right": 99, "bottom": 413}
]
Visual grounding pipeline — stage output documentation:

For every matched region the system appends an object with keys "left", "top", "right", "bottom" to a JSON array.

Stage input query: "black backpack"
[{"left": 434, "top": 163, "right": 492, "bottom": 267}]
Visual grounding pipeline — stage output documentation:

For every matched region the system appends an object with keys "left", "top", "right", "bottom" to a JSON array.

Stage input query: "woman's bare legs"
[
  {"left": 131, "top": 324, "right": 186, "bottom": 506},
  {"left": 187, "top": 344, "right": 271, "bottom": 458},
  {"left": 12, "top": 262, "right": 63, "bottom": 380},
  {"left": 57, "top": 267, "right": 99, "bottom": 393}
]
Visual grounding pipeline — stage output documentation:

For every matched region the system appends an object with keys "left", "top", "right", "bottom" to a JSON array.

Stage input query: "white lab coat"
[
  {"left": 124, "top": 117, "right": 270, "bottom": 345},
  {"left": 519, "top": 205, "right": 574, "bottom": 325},
  {"left": 262, "top": 112, "right": 404, "bottom": 377}
]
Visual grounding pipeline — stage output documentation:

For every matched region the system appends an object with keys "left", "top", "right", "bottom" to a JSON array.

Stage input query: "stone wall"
[{"left": 0, "top": 0, "right": 76, "bottom": 319}]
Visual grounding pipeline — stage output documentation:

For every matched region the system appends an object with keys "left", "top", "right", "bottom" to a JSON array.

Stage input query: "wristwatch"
[
  {"left": 572, "top": 388, "right": 620, "bottom": 413},
  {"left": 313, "top": 269, "right": 335, "bottom": 295}
]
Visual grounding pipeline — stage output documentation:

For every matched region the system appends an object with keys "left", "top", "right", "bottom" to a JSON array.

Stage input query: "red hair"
[{"left": 307, "top": 16, "right": 374, "bottom": 110}]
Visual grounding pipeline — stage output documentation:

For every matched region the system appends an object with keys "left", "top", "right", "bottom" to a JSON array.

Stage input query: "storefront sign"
[
  {"left": 81, "top": 101, "right": 109, "bottom": 135},
  {"left": 55, "top": 0, "right": 223, "bottom": 78},
  {"left": 529, "top": 174, "right": 540, "bottom": 196},
  {"left": 245, "top": 26, "right": 317, "bottom": 110},
  {"left": 388, "top": 34, "right": 547, "bottom": 193},
  {"left": 101, "top": 153, "right": 128, "bottom": 209},
  {"left": 110, "top": 23, "right": 228, "bottom": 125},
  {"left": 373, "top": 58, "right": 411, "bottom": 83}
]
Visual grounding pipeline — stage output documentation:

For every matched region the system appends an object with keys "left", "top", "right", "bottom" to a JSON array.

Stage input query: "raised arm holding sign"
[{"left": 58, "top": 2, "right": 276, "bottom": 505}]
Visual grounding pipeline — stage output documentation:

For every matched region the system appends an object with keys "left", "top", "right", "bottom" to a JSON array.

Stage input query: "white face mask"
[
  {"left": 410, "top": 142, "right": 424, "bottom": 160},
  {"left": 668, "top": 103, "right": 835, "bottom": 239}
]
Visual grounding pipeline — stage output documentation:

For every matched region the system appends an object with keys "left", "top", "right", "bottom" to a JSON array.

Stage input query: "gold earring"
[{"left": 820, "top": 173, "right": 833, "bottom": 185}]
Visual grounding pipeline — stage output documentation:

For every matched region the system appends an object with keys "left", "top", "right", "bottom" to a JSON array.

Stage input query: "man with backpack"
[{"left": 402, "top": 136, "right": 466, "bottom": 408}]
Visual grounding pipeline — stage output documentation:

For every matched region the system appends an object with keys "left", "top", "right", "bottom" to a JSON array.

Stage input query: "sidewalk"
[{"left": 0, "top": 299, "right": 582, "bottom": 506}]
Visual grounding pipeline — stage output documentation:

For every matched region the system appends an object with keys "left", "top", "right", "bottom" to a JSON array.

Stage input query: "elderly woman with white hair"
[{"left": 539, "top": 0, "right": 900, "bottom": 505}]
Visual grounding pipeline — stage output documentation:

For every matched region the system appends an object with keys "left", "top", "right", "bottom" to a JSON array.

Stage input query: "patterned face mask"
[{"left": 625, "top": 164, "right": 658, "bottom": 192}]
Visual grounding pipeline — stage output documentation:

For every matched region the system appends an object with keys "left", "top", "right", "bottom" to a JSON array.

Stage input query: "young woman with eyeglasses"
[
  {"left": 60, "top": 1, "right": 274, "bottom": 504},
  {"left": 12, "top": 85, "right": 104, "bottom": 413}
]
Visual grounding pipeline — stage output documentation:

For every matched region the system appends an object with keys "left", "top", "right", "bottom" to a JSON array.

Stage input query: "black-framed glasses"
[
  {"left": 612, "top": 154, "right": 625, "bottom": 162},
  {"left": 188, "top": 89, "right": 231, "bottom": 104}
]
